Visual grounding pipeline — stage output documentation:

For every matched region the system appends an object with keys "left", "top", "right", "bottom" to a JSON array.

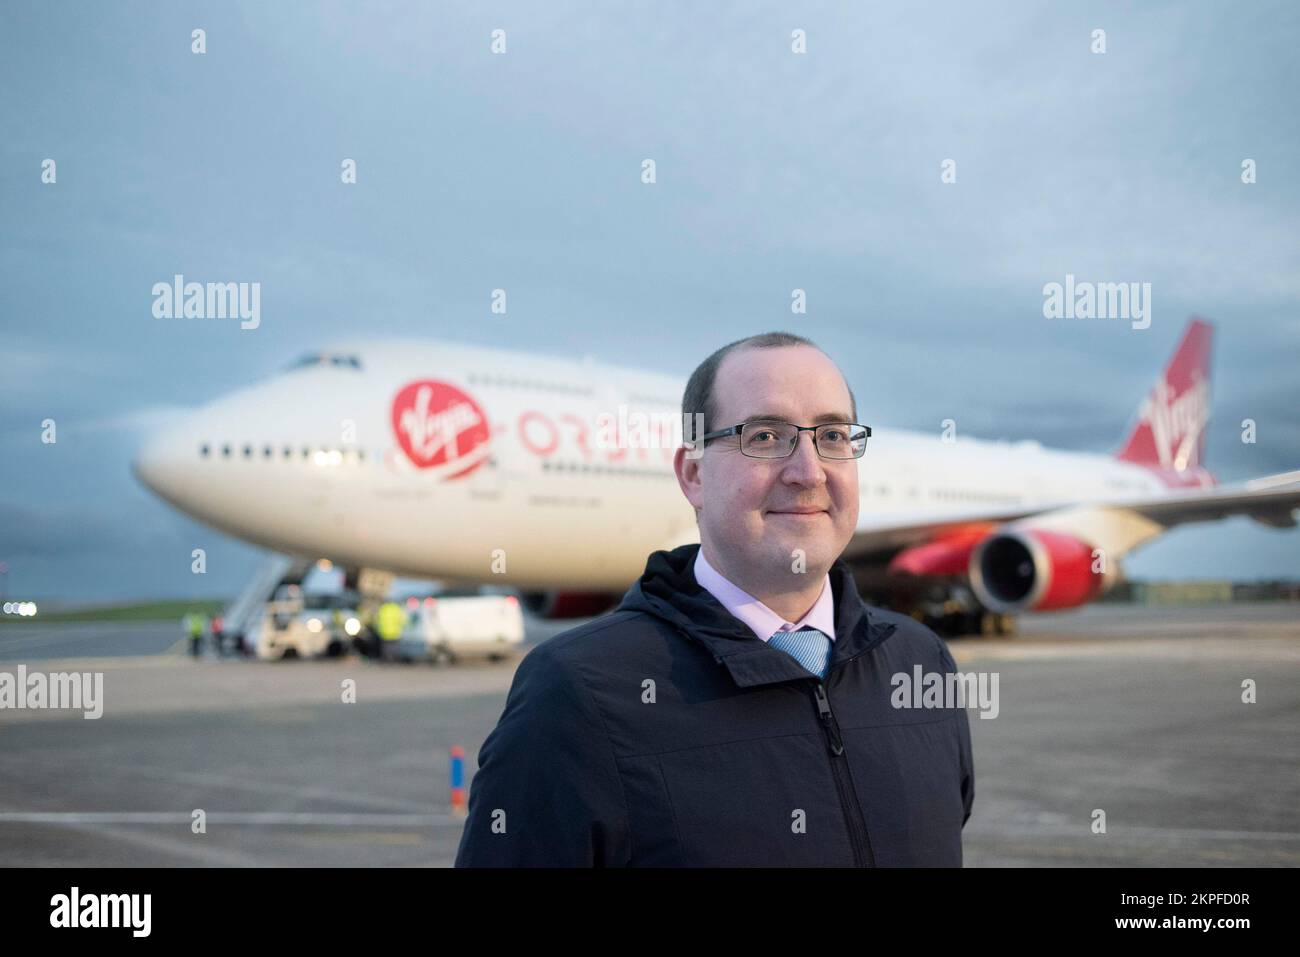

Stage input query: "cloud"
[
  {"left": 0, "top": 502, "right": 123, "bottom": 558},
  {"left": 73, "top": 405, "right": 192, "bottom": 436},
  {"left": 2, "top": 1, "right": 1296, "bottom": 599}
]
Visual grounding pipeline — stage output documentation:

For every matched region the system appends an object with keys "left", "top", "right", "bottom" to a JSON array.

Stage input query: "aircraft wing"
[
  {"left": 1104, "top": 469, "right": 1300, "bottom": 528},
  {"left": 843, "top": 469, "right": 1300, "bottom": 563},
  {"left": 843, "top": 505, "right": 1053, "bottom": 560}
]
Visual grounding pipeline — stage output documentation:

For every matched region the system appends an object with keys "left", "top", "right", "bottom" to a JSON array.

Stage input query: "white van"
[{"left": 395, "top": 589, "right": 525, "bottom": 663}]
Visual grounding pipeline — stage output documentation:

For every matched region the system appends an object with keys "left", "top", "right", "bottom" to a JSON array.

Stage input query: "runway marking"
[
  {"left": 0, "top": 651, "right": 185, "bottom": 668},
  {"left": 119, "top": 762, "right": 436, "bottom": 813},
  {"left": 0, "top": 812, "right": 466, "bottom": 826},
  {"left": 951, "top": 636, "right": 1300, "bottom": 664},
  {"left": 4, "top": 812, "right": 1291, "bottom": 842},
  {"left": 970, "top": 822, "right": 1300, "bottom": 842}
]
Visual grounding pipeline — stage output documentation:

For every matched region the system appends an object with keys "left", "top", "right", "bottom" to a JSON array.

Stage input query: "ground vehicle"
[
  {"left": 253, "top": 586, "right": 364, "bottom": 660},
  {"left": 393, "top": 589, "right": 525, "bottom": 663}
]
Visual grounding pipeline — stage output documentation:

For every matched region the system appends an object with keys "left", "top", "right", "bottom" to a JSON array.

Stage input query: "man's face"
[{"left": 675, "top": 345, "right": 860, "bottom": 591}]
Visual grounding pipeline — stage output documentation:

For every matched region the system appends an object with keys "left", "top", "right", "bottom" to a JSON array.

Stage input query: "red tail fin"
[{"left": 1115, "top": 318, "right": 1213, "bottom": 471}]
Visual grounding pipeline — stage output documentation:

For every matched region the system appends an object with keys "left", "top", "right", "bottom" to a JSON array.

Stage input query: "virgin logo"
[
  {"left": 391, "top": 380, "right": 491, "bottom": 478},
  {"left": 1141, "top": 374, "right": 1208, "bottom": 470}
]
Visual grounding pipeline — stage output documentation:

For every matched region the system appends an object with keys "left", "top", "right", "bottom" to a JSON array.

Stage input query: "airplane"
[{"left": 132, "top": 317, "right": 1300, "bottom": 637}]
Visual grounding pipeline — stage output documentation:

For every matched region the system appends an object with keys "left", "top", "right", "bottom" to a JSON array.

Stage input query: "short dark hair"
[{"left": 681, "top": 331, "right": 858, "bottom": 443}]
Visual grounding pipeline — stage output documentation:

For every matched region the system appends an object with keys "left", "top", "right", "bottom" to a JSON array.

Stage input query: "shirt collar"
[{"left": 693, "top": 545, "right": 836, "bottom": 643}]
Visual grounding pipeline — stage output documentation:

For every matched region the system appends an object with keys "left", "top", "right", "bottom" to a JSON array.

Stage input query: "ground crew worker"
[
  {"left": 184, "top": 611, "right": 205, "bottom": 657},
  {"left": 210, "top": 614, "right": 226, "bottom": 657},
  {"left": 373, "top": 600, "right": 406, "bottom": 661}
]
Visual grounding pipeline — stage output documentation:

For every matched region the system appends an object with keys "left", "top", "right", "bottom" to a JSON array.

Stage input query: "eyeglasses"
[{"left": 697, "top": 420, "right": 871, "bottom": 459}]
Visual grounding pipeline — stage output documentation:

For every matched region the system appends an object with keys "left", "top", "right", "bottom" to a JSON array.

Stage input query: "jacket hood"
[{"left": 615, "top": 543, "right": 899, "bottom": 688}]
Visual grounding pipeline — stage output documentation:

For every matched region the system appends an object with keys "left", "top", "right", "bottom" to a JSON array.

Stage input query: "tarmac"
[{"left": 1, "top": 603, "right": 1296, "bottom": 866}]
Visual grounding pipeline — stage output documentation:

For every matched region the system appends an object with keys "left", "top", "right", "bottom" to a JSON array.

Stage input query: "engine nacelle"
[
  {"left": 969, "top": 527, "right": 1112, "bottom": 613},
  {"left": 887, "top": 526, "right": 992, "bottom": 577},
  {"left": 520, "top": 591, "right": 621, "bottom": 619}
]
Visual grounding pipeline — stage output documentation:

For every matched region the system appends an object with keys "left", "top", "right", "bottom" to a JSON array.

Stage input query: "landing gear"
[
  {"left": 878, "top": 574, "right": 1019, "bottom": 634},
  {"left": 977, "top": 611, "right": 1016, "bottom": 637},
  {"left": 887, "top": 581, "right": 1017, "bottom": 638}
]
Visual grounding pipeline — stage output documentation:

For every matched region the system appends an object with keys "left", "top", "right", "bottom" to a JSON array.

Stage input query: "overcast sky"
[{"left": 2, "top": 0, "right": 1297, "bottom": 604}]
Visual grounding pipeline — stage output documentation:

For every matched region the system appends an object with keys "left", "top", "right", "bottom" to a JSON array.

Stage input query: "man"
[
  {"left": 184, "top": 611, "right": 205, "bottom": 658},
  {"left": 455, "top": 332, "right": 974, "bottom": 867},
  {"left": 210, "top": 614, "right": 226, "bottom": 657},
  {"left": 372, "top": 600, "right": 406, "bottom": 661}
]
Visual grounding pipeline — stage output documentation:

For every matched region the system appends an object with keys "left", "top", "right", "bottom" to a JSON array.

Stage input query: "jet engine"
[{"left": 969, "top": 527, "right": 1115, "bottom": 613}]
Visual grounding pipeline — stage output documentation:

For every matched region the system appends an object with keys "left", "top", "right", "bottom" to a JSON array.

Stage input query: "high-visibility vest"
[{"left": 375, "top": 602, "right": 406, "bottom": 641}]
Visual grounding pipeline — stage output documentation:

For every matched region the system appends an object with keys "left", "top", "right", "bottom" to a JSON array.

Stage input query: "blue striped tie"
[{"left": 767, "top": 627, "right": 832, "bottom": 680}]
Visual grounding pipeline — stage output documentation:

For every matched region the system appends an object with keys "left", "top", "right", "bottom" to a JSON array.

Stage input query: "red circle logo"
[{"left": 390, "top": 380, "right": 491, "bottom": 479}]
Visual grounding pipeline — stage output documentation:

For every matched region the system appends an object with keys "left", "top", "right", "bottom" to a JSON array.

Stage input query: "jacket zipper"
[{"left": 813, "top": 681, "right": 875, "bottom": 867}]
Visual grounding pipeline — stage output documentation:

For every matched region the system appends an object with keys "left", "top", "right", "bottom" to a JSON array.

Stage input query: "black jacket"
[{"left": 454, "top": 543, "right": 974, "bottom": 867}]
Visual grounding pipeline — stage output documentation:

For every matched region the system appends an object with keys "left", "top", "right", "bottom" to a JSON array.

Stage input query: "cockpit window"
[{"left": 286, "top": 353, "right": 362, "bottom": 371}]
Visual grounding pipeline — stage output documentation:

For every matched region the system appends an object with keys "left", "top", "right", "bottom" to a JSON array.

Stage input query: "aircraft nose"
[{"left": 131, "top": 423, "right": 193, "bottom": 503}]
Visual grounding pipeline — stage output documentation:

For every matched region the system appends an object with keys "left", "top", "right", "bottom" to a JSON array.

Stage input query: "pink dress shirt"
[{"left": 692, "top": 545, "right": 836, "bottom": 643}]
